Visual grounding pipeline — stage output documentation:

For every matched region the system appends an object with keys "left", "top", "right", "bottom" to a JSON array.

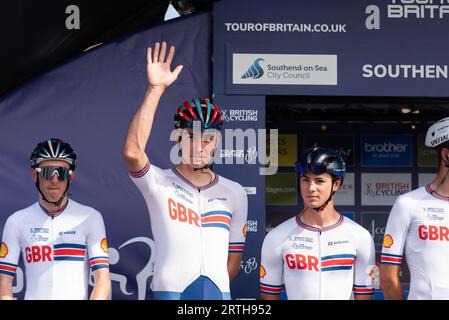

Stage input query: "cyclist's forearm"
[
  {"left": 227, "top": 253, "right": 242, "bottom": 280},
  {"left": 0, "top": 276, "right": 13, "bottom": 300},
  {"left": 380, "top": 277, "right": 404, "bottom": 300},
  {"left": 90, "top": 270, "right": 111, "bottom": 300},
  {"left": 123, "top": 87, "right": 165, "bottom": 168}
]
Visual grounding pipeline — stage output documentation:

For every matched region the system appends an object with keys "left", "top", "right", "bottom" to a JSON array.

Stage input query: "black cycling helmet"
[
  {"left": 296, "top": 147, "right": 346, "bottom": 182},
  {"left": 30, "top": 138, "right": 77, "bottom": 170},
  {"left": 30, "top": 138, "right": 77, "bottom": 208},
  {"left": 296, "top": 147, "right": 346, "bottom": 212},
  {"left": 174, "top": 98, "right": 223, "bottom": 131}
]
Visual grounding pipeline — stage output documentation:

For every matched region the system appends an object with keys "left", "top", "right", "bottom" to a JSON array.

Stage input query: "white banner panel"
[
  {"left": 334, "top": 173, "right": 355, "bottom": 206},
  {"left": 361, "top": 173, "right": 412, "bottom": 206},
  {"left": 232, "top": 53, "right": 337, "bottom": 85}
]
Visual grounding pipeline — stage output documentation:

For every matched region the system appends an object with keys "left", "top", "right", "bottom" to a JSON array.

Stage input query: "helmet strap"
[
  {"left": 35, "top": 177, "right": 70, "bottom": 211},
  {"left": 312, "top": 180, "right": 336, "bottom": 212}
]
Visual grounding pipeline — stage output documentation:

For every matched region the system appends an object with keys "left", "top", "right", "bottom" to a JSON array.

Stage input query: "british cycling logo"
[
  {"left": 241, "top": 58, "right": 264, "bottom": 79},
  {"left": 30, "top": 228, "right": 49, "bottom": 242},
  {"left": 423, "top": 207, "right": 445, "bottom": 221},
  {"left": 240, "top": 257, "right": 258, "bottom": 274}
]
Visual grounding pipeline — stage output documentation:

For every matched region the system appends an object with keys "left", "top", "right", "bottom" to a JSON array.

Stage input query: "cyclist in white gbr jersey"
[
  {"left": 260, "top": 147, "right": 376, "bottom": 300},
  {"left": 122, "top": 41, "right": 248, "bottom": 300},
  {"left": 0, "top": 139, "right": 111, "bottom": 300},
  {"left": 381, "top": 117, "right": 449, "bottom": 300}
]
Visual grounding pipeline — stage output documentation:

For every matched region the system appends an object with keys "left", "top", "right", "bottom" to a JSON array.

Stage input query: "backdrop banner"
[{"left": 0, "top": 13, "right": 262, "bottom": 300}]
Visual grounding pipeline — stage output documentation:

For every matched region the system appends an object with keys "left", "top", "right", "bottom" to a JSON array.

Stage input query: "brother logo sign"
[
  {"left": 361, "top": 135, "right": 411, "bottom": 167},
  {"left": 364, "top": 142, "right": 408, "bottom": 153}
]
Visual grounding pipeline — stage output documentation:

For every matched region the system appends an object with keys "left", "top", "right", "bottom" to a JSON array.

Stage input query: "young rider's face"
[
  {"left": 299, "top": 172, "right": 340, "bottom": 209},
  {"left": 179, "top": 128, "right": 219, "bottom": 169},
  {"left": 32, "top": 160, "right": 72, "bottom": 202}
]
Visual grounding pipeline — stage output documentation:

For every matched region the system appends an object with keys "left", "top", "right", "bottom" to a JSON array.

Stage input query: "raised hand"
[{"left": 146, "top": 41, "right": 183, "bottom": 91}]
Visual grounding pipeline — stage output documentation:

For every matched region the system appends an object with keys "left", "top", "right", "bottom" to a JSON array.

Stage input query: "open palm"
[{"left": 147, "top": 41, "right": 183, "bottom": 90}]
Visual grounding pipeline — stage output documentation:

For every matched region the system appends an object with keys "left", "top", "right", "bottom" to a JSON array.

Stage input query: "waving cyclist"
[
  {"left": 0, "top": 138, "right": 111, "bottom": 300},
  {"left": 381, "top": 117, "right": 449, "bottom": 299},
  {"left": 122, "top": 41, "right": 248, "bottom": 300},
  {"left": 260, "top": 147, "right": 376, "bottom": 300}
]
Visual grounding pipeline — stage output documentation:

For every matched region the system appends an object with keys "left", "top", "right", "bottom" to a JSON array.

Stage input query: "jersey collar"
[
  {"left": 425, "top": 184, "right": 449, "bottom": 202},
  {"left": 171, "top": 168, "right": 219, "bottom": 191},
  {"left": 295, "top": 214, "right": 344, "bottom": 232},
  {"left": 38, "top": 199, "right": 69, "bottom": 218}
]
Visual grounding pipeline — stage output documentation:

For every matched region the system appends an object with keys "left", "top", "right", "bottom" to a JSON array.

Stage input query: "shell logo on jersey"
[
  {"left": 260, "top": 265, "right": 266, "bottom": 278},
  {"left": 383, "top": 234, "right": 394, "bottom": 248},
  {"left": 243, "top": 223, "right": 247, "bottom": 237},
  {"left": 0, "top": 242, "right": 8, "bottom": 258},
  {"left": 101, "top": 238, "right": 109, "bottom": 253}
]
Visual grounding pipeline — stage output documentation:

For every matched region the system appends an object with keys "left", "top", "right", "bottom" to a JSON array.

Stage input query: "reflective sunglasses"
[
  {"left": 296, "top": 161, "right": 328, "bottom": 176},
  {"left": 35, "top": 166, "right": 72, "bottom": 181}
]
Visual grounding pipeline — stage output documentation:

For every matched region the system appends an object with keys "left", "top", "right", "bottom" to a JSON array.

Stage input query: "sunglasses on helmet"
[{"left": 35, "top": 166, "right": 73, "bottom": 181}]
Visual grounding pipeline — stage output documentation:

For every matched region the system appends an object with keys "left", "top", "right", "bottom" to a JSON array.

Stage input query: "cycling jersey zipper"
[
  {"left": 51, "top": 216, "right": 56, "bottom": 300},
  {"left": 198, "top": 188, "right": 206, "bottom": 276},
  {"left": 318, "top": 228, "right": 322, "bottom": 300}
]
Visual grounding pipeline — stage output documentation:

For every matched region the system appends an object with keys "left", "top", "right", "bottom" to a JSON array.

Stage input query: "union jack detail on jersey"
[
  {"left": 0, "top": 262, "right": 17, "bottom": 277},
  {"left": 201, "top": 211, "right": 232, "bottom": 231},
  {"left": 89, "top": 256, "right": 109, "bottom": 271},
  {"left": 53, "top": 243, "right": 86, "bottom": 261},
  {"left": 129, "top": 162, "right": 150, "bottom": 178},
  {"left": 260, "top": 282, "right": 283, "bottom": 295},
  {"left": 228, "top": 242, "right": 245, "bottom": 253},
  {"left": 380, "top": 253, "right": 402, "bottom": 265},
  {"left": 321, "top": 254, "right": 356, "bottom": 272},
  {"left": 353, "top": 285, "right": 375, "bottom": 295}
]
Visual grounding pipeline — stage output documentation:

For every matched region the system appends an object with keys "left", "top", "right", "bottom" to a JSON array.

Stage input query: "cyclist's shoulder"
[
  {"left": 264, "top": 216, "right": 298, "bottom": 242},
  {"left": 341, "top": 216, "right": 372, "bottom": 240},
  {"left": 68, "top": 199, "right": 103, "bottom": 219},
  {"left": 397, "top": 186, "right": 429, "bottom": 203},
  {"left": 6, "top": 202, "right": 39, "bottom": 223},
  {"left": 216, "top": 174, "right": 246, "bottom": 194}
]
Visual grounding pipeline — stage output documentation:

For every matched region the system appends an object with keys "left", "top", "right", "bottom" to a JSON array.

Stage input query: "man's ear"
[
  {"left": 333, "top": 178, "right": 342, "bottom": 191},
  {"left": 441, "top": 147, "right": 449, "bottom": 167},
  {"left": 31, "top": 168, "right": 37, "bottom": 182}
]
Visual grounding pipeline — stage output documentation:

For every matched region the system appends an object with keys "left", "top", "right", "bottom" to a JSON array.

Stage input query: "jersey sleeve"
[
  {"left": 0, "top": 216, "right": 21, "bottom": 278},
  {"left": 353, "top": 227, "right": 376, "bottom": 296},
  {"left": 86, "top": 210, "right": 110, "bottom": 272},
  {"left": 259, "top": 230, "right": 283, "bottom": 296},
  {"left": 381, "top": 195, "right": 411, "bottom": 267},
  {"left": 228, "top": 184, "right": 248, "bottom": 254},
  {"left": 128, "top": 161, "right": 160, "bottom": 197}
]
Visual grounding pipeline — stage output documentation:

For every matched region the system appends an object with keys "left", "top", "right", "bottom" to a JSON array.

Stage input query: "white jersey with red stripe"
[
  {"left": 260, "top": 214, "right": 376, "bottom": 300},
  {"left": 129, "top": 162, "right": 248, "bottom": 294},
  {"left": 0, "top": 200, "right": 109, "bottom": 300},
  {"left": 381, "top": 185, "right": 449, "bottom": 299}
]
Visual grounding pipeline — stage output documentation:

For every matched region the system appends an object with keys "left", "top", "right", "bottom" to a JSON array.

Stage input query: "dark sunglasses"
[
  {"left": 296, "top": 161, "right": 328, "bottom": 176},
  {"left": 35, "top": 166, "right": 72, "bottom": 181}
]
